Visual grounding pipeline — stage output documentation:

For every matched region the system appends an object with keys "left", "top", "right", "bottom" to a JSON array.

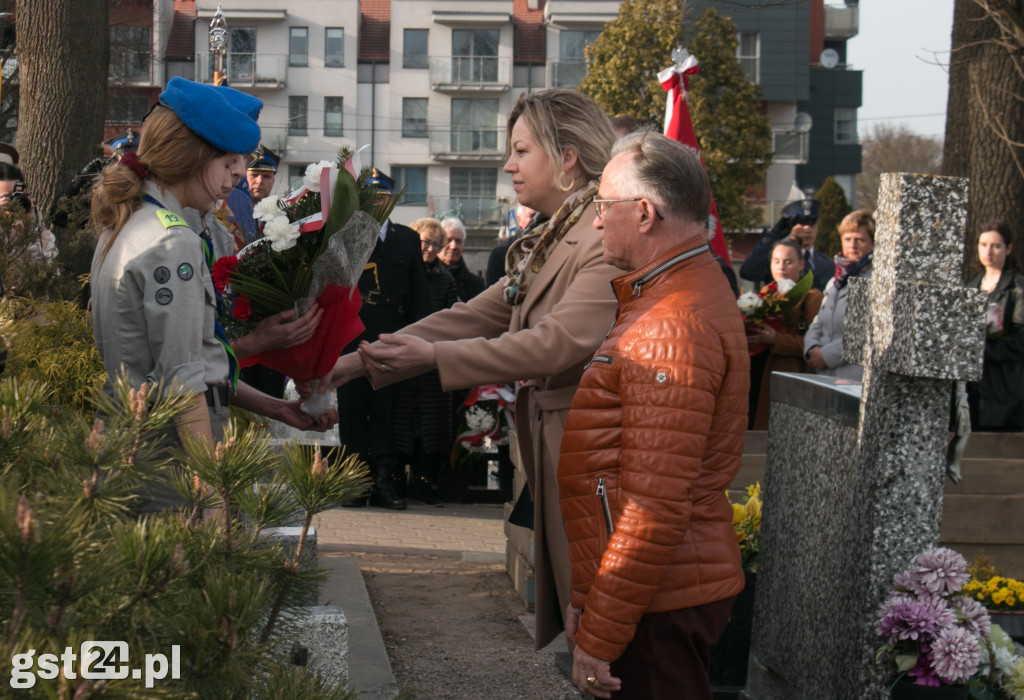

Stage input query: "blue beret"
[
  {"left": 158, "top": 77, "right": 262, "bottom": 154},
  {"left": 216, "top": 85, "right": 263, "bottom": 121},
  {"left": 782, "top": 198, "right": 820, "bottom": 221}
]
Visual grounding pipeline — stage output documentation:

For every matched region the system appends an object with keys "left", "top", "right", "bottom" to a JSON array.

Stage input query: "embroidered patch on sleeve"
[
  {"left": 155, "top": 288, "right": 174, "bottom": 305},
  {"left": 156, "top": 209, "right": 188, "bottom": 229},
  {"left": 153, "top": 266, "right": 170, "bottom": 284},
  {"left": 177, "top": 263, "right": 194, "bottom": 281}
]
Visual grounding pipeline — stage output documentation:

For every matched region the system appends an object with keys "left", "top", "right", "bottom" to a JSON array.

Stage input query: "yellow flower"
[{"left": 732, "top": 503, "right": 745, "bottom": 525}]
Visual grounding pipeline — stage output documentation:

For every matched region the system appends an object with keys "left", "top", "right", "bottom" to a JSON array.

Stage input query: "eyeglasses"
[
  {"left": 420, "top": 240, "right": 442, "bottom": 250},
  {"left": 593, "top": 197, "right": 664, "bottom": 220}
]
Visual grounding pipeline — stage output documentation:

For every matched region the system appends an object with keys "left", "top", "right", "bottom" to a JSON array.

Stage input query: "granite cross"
[{"left": 745, "top": 173, "right": 988, "bottom": 699}]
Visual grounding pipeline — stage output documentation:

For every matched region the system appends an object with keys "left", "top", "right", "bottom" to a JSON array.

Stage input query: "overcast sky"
[{"left": 848, "top": 0, "right": 954, "bottom": 139}]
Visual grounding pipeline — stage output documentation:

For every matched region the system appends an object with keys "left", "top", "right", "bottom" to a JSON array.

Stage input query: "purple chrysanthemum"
[
  {"left": 908, "top": 644, "right": 941, "bottom": 686},
  {"left": 918, "top": 594, "right": 957, "bottom": 630},
  {"left": 931, "top": 626, "right": 981, "bottom": 683},
  {"left": 876, "top": 593, "right": 941, "bottom": 643},
  {"left": 909, "top": 548, "right": 970, "bottom": 597},
  {"left": 951, "top": 595, "right": 991, "bottom": 637}
]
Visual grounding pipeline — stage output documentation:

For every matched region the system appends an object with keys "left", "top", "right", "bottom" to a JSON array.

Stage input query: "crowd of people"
[{"left": 3, "top": 74, "right": 1022, "bottom": 698}]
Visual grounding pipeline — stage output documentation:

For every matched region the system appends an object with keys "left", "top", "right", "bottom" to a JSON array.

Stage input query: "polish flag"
[{"left": 658, "top": 50, "right": 730, "bottom": 264}]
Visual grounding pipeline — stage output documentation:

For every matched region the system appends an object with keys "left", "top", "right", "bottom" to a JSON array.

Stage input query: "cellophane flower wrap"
[
  {"left": 738, "top": 270, "right": 814, "bottom": 357},
  {"left": 729, "top": 482, "right": 760, "bottom": 571},
  {"left": 212, "top": 148, "right": 393, "bottom": 418},
  {"left": 452, "top": 384, "right": 516, "bottom": 458}
]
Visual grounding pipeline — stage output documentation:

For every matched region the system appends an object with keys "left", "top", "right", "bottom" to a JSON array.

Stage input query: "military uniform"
[
  {"left": 91, "top": 181, "right": 231, "bottom": 510},
  {"left": 338, "top": 219, "right": 432, "bottom": 508}
]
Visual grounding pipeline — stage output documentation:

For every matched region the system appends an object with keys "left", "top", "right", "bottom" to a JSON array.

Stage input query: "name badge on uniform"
[{"left": 156, "top": 209, "right": 188, "bottom": 229}]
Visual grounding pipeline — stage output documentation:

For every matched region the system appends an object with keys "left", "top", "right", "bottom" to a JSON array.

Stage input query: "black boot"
[{"left": 371, "top": 463, "right": 407, "bottom": 510}]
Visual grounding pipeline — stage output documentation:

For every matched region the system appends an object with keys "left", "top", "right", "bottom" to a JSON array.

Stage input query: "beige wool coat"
[{"left": 369, "top": 205, "right": 621, "bottom": 647}]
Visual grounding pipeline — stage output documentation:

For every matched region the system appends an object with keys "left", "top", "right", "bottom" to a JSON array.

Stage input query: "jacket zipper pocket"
[
  {"left": 585, "top": 354, "right": 613, "bottom": 370},
  {"left": 597, "top": 477, "right": 614, "bottom": 537}
]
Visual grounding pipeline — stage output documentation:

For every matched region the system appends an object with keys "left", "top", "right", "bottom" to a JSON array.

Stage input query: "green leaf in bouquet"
[
  {"left": 787, "top": 270, "right": 814, "bottom": 305},
  {"left": 321, "top": 166, "right": 360, "bottom": 253}
]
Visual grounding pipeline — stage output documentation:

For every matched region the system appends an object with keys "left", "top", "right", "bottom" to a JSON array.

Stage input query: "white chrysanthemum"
[
  {"left": 253, "top": 195, "right": 282, "bottom": 222},
  {"left": 466, "top": 405, "right": 496, "bottom": 433},
  {"left": 303, "top": 160, "right": 334, "bottom": 192},
  {"left": 264, "top": 216, "right": 300, "bottom": 252},
  {"left": 776, "top": 278, "right": 796, "bottom": 295},
  {"left": 737, "top": 291, "right": 765, "bottom": 315}
]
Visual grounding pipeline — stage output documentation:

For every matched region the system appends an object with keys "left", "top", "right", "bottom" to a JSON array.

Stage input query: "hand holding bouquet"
[
  {"left": 213, "top": 148, "right": 398, "bottom": 419},
  {"left": 738, "top": 271, "right": 814, "bottom": 357}
]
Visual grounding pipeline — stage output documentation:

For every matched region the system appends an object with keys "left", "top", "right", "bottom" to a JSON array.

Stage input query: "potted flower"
[
  {"left": 876, "top": 547, "right": 994, "bottom": 698},
  {"left": 709, "top": 483, "right": 762, "bottom": 690},
  {"left": 964, "top": 576, "right": 1024, "bottom": 644}
]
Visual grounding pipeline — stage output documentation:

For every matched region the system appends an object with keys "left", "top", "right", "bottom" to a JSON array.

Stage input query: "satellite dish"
[
  {"left": 819, "top": 48, "right": 840, "bottom": 69},
  {"left": 794, "top": 112, "right": 813, "bottom": 134}
]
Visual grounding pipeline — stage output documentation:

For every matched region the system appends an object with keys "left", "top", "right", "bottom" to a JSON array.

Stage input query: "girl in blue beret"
[{"left": 89, "top": 79, "right": 327, "bottom": 513}]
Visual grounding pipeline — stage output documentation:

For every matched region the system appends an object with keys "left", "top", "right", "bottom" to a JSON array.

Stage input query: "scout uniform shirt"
[{"left": 91, "top": 180, "right": 230, "bottom": 396}]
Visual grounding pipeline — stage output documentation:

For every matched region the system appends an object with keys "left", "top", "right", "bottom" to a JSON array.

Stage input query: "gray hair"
[
  {"left": 440, "top": 217, "right": 466, "bottom": 239},
  {"left": 611, "top": 129, "right": 710, "bottom": 225}
]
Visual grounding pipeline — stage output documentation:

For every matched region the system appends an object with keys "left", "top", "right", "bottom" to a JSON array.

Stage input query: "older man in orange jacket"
[{"left": 558, "top": 131, "right": 749, "bottom": 699}]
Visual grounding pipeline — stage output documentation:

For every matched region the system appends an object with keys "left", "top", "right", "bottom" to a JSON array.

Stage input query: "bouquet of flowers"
[
  {"left": 965, "top": 576, "right": 1024, "bottom": 613},
  {"left": 737, "top": 270, "right": 814, "bottom": 357},
  {"left": 876, "top": 547, "right": 994, "bottom": 688},
  {"left": 729, "top": 482, "right": 761, "bottom": 571},
  {"left": 452, "top": 384, "right": 516, "bottom": 457},
  {"left": 212, "top": 148, "right": 390, "bottom": 417}
]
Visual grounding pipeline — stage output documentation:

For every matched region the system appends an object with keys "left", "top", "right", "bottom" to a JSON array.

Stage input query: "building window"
[
  {"left": 402, "top": 98, "right": 428, "bottom": 138},
  {"left": 225, "top": 27, "right": 256, "bottom": 83},
  {"left": 451, "top": 29, "right": 498, "bottom": 82},
  {"left": 555, "top": 30, "right": 599, "bottom": 88},
  {"left": 325, "top": 28, "right": 344, "bottom": 67},
  {"left": 451, "top": 99, "right": 498, "bottom": 152},
  {"left": 110, "top": 26, "right": 151, "bottom": 83},
  {"left": 394, "top": 166, "right": 427, "bottom": 204},
  {"left": 835, "top": 108, "right": 858, "bottom": 144},
  {"left": 404, "top": 29, "right": 428, "bottom": 69},
  {"left": 289, "top": 96, "right": 308, "bottom": 135},
  {"left": 108, "top": 93, "right": 150, "bottom": 124},
  {"left": 290, "top": 27, "right": 309, "bottom": 66},
  {"left": 737, "top": 32, "right": 759, "bottom": 84},
  {"left": 449, "top": 167, "right": 499, "bottom": 224},
  {"left": 324, "top": 96, "right": 343, "bottom": 137},
  {"left": 289, "top": 165, "right": 305, "bottom": 191},
  {"left": 357, "top": 62, "right": 390, "bottom": 84}
]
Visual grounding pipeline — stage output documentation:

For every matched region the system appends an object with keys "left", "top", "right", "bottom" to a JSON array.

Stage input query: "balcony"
[
  {"left": 258, "top": 126, "right": 288, "bottom": 156},
  {"left": 194, "top": 53, "right": 287, "bottom": 88},
  {"left": 547, "top": 59, "right": 587, "bottom": 89},
  {"left": 428, "top": 196, "right": 509, "bottom": 229},
  {"left": 824, "top": 4, "right": 859, "bottom": 40},
  {"left": 429, "top": 128, "right": 506, "bottom": 161},
  {"left": 772, "top": 130, "right": 809, "bottom": 164},
  {"left": 429, "top": 56, "right": 512, "bottom": 92}
]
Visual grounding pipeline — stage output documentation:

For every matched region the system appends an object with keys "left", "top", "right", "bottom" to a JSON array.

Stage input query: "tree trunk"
[
  {"left": 944, "top": 0, "right": 1024, "bottom": 273},
  {"left": 14, "top": 0, "right": 109, "bottom": 220}
]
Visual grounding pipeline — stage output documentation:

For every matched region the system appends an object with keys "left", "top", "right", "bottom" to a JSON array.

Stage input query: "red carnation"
[
  {"left": 211, "top": 255, "right": 238, "bottom": 294},
  {"left": 232, "top": 295, "right": 252, "bottom": 321}
]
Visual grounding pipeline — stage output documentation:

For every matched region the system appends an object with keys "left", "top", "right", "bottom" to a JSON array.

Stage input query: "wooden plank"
[
  {"left": 941, "top": 495, "right": 1024, "bottom": 544},
  {"left": 946, "top": 460, "right": 1024, "bottom": 495},
  {"left": 962, "top": 432, "right": 1024, "bottom": 460},
  {"left": 939, "top": 543, "right": 1024, "bottom": 581}
]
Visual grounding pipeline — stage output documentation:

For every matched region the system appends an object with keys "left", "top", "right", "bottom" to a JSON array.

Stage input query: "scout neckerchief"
[
  {"left": 502, "top": 181, "right": 599, "bottom": 306},
  {"left": 142, "top": 193, "right": 240, "bottom": 390}
]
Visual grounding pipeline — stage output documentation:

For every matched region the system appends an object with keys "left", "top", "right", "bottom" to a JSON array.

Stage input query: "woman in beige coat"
[{"left": 323, "top": 89, "right": 620, "bottom": 648}]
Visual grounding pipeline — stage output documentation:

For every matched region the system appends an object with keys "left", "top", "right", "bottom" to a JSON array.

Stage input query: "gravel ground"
[{"left": 353, "top": 550, "right": 582, "bottom": 700}]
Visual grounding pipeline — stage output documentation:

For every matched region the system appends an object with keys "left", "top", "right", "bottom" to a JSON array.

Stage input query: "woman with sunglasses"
[{"left": 316, "top": 89, "right": 620, "bottom": 649}]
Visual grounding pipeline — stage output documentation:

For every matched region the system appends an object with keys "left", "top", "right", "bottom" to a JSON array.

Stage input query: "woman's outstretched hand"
[{"left": 358, "top": 334, "right": 437, "bottom": 376}]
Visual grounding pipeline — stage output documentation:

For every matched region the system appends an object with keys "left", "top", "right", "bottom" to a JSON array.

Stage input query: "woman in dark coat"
[
  {"left": 392, "top": 218, "right": 460, "bottom": 503},
  {"left": 966, "top": 221, "right": 1024, "bottom": 431}
]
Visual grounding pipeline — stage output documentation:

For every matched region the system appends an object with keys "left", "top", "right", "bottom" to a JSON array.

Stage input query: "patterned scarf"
[
  {"left": 833, "top": 251, "right": 873, "bottom": 290},
  {"left": 502, "top": 181, "right": 599, "bottom": 305}
]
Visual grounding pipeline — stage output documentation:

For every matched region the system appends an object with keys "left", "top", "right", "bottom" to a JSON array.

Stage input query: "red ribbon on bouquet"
[{"left": 238, "top": 284, "right": 364, "bottom": 381}]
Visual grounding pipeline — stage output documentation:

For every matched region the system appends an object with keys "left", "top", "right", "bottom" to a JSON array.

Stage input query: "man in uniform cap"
[
  {"left": 337, "top": 168, "right": 432, "bottom": 509},
  {"left": 246, "top": 145, "right": 279, "bottom": 204},
  {"left": 739, "top": 197, "right": 835, "bottom": 292}
]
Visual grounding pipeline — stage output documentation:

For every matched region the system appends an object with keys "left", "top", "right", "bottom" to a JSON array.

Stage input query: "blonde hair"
[
  {"left": 92, "top": 105, "right": 225, "bottom": 261},
  {"left": 839, "top": 209, "right": 876, "bottom": 240},
  {"left": 410, "top": 217, "right": 445, "bottom": 241},
  {"left": 506, "top": 90, "right": 614, "bottom": 191}
]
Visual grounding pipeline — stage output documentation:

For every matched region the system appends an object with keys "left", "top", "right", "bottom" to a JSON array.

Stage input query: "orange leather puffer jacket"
[{"left": 557, "top": 242, "right": 749, "bottom": 663}]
